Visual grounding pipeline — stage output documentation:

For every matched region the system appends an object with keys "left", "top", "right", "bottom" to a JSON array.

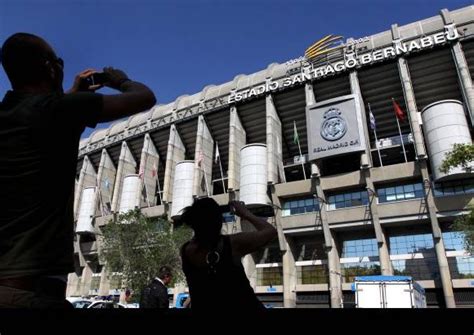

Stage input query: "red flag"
[
  {"left": 151, "top": 161, "right": 158, "bottom": 177},
  {"left": 392, "top": 99, "right": 406, "bottom": 122}
]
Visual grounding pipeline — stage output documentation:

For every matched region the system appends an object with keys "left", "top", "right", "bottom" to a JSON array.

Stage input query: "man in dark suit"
[{"left": 140, "top": 266, "right": 173, "bottom": 308}]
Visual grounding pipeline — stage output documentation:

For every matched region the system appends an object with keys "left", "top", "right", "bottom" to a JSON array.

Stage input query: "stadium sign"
[
  {"left": 228, "top": 29, "right": 460, "bottom": 104},
  {"left": 306, "top": 94, "right": 366, "bottom": 160}
]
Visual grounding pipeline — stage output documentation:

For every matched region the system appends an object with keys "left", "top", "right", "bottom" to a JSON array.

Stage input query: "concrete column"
[
  {"left": 162, "top": 125, "right": 185, "bottom": 204},
  {"left": 79, "top": 265, "right": 93, "bottom": 297},
  {"left": 349, "top": 69, "right": 373, "bottom": 167},
  {"left": 66, "top": 272, "right": 81, "bottom": 297},
  {"left": 110, "top": 142, "right": 137, "bottom": 212},
  {"left": 306, "top": 83, "right": 342, "bottom": 307},
  {"left": 269, "top": 185, "right": 296, "bottom": 307},
  {"left": 305, "top": 82, "right": 316, "bottom": 105},
  {"left": 74, "top": 156, "right": 97, "bottom": 218},
  {"left": 282, "top": 236, "right": 297, "bottom": 307},
  {"left": 266, "top": 94, "right": 283, "bottom": 184},
  {"left": 392, "top": 24, "right": 427, "bottom": 159},
  {"left": 96, "top": 149, "right": 116, "bottom": 216},
  {"left": 452, "top": 41, "right": 474, "bottom": 124},
  {"left": 98, "top": 266, "right": 111, "bottom": 296},
  {"left": 363, "top": 169, "right": 393, "bottom": 275},
  {"left": 138, "top": 134, "right": 160, "bottom": 207},
  {"left": 311, "top": 164, "right": 342, "bottom": 308},
  {"left": 439, "top": 9, "right": 474, "bottom": 123},
  {"left": 193, "top": 115, "right": 214, "bottom": 197},
  {"left": 419, "top": 160, "right": 456, "bottom": 308},
  {"left": 228, "top": 106, "right": 246, "bottom": 191}
]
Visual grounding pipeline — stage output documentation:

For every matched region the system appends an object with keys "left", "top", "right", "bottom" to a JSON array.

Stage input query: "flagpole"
[
  {"left": 368, "top": 103, "right": 383, "bottom": 167},
  {"left": 202, "top": 166, "right": 210, "bottom": 196},
  {"left": 294, "top": 121, "right": 307, "bottom": 180},
  {"left": 395, "top": 115, "right": 408, "bottom": 163},
  {"left": 215, "top": 142, "right": 226, "bottom": 193},
  {"left": 97, "top": 187, "right": 105, "bottom": 217},
  {"left": 156, "top": 178, "right": 163, "bottom": 204}
]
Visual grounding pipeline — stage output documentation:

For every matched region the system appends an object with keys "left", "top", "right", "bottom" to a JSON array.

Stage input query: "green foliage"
[
  {"left": 98, "top": 209, "right": 192, "bottom": 299},
  {"left": 439, "top": 143, "right": 474, "bottom": 174},
  {"left": 451, "top": 207, "right": 474, "bottom": 254},
  {"left": 440, "top": 144, "right": 474, "bottom": 254}
]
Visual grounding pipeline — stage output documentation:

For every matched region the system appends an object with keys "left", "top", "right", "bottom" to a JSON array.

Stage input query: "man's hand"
[
  {"left": 66, "top": 69, "right": 103, "bottom": 94},
  {"left": 103, "top": 67, "right": 130, "bottom": 90}
]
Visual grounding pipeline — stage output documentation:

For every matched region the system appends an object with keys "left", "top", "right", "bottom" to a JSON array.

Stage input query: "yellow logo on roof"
[{"left": 305, "top": 34, "right": 344, "bottom": 61}]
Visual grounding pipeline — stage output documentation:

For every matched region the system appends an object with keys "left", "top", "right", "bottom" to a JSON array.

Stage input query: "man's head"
[
  {"left": 1, "top": 33, "right": 63, "bottom": 92},
  {"left": 157, "top": 266, "right": 173, "bottom": 286}
]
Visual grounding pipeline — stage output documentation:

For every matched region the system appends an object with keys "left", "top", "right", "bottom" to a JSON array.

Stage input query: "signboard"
[{"left": 306, "top": 94, "right": 366, "bottom": 160}]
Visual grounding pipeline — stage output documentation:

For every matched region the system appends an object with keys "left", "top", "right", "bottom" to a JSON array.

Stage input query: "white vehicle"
[
  {"left": 66, "top": 297, "right": 93, "bottom": 308},
  {"left": 353, "top": 275, "right": 426, "bottom": 308}
]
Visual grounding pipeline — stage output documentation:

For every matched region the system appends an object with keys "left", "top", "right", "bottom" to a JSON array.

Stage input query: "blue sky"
[{"left": 1, "top": 0, "right": 472, "bottom": 138}]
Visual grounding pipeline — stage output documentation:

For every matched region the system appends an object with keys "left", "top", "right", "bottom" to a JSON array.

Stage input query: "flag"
[
  {"left": 214, "top": 142, "right": 220, "bottom": 164},
  {"left": 293, "top": 121, "right": 299, "bottom": 144},
  {"left": 104, "top": 178, "right": 110, "bottom": 190},
  {"left": 369, "top": 110, "right": 376, "bottom": 130},
  {"left": 151, "top": 161, "right": 158, "bottom": 177},
  {"left": 200, "top": 174, "right": 206, "bottom": 193},
  {"left": 392, "top": 98, "right": 406, "bottom": 122},
  {"left": 197, "top": 150, "right": 204, "bottom": 167}
]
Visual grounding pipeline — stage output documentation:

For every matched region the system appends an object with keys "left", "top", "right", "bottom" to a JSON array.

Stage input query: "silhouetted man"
[
  {"left": 140, "top": 266, "right": 173, "bottom": 308},
  {"left": 0, "top": 33, "right": 156, "bottom": 308}
]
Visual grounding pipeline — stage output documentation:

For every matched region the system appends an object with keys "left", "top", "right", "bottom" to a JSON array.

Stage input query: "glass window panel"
[
  {"left": 395, "top": 186, "right": 404, "bottom": 194},
  {"left": 335, "top": 194, "right": 344, "bottom": 202},
  {"left": 414, "top": 183, "right": 423, "bottom": 191},
  {"left": 454, "top": 185, "right": 464, "bottom": 194},
  {"left": 386, "top": 187, "right": 395, "bottom": 195},
  {"left": 404, "top": 184, "right": 414, "bottom": 192}
]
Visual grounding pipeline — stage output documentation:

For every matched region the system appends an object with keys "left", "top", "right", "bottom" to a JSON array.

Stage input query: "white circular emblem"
[{"left": 320, "top": 108, "right": 347, "bottom": 141}]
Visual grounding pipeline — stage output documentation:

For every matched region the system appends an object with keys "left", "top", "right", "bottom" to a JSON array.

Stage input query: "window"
[
  {"left": 222, "top": 212, "right": 235, "bottom": 223},
  {"left": 377, "top": 182, "right": 424, "bottom": 203},
  {"left": 282, "top": 196, "right": 319, "bottom": 216},
  {"left": 257, "top": 267, "right": 283, "bottom": 286},
  {"left": 341, "top": 262, "right": 380, "bottom": 283},
  {"left": 392, "top": 258, "right": 440, "bottom": 280},
  {"left": 448, "top": 257, "right": 474, "bottom": 279},
  {"left": 327, "top": 189, "right": 369, "bottom": 210},
  {"left": 443, "top": 231, "right": 467, "bottom": 251},
  {"left": 297, "top": 265, "right": 328, "bottom": 284},
  {"left": 434, "top": 179, "right": 474, "bottom": 197},
  {"left": 341, "top": 238, "right": 378, "bottom": 258},
  {"left": 389, "top": 233, "right": 434, "bottom": 254}
]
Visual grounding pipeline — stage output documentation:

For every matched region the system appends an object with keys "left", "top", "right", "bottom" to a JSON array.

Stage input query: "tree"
[
  {"left": 440, "top": 143, "right": 474, "bottom": 254},
  {"left": 439, "top": 143, "right": 474, "bottom": 174},
  {"left": 98, "top": 209, "right": 192, "bottom": 301}
]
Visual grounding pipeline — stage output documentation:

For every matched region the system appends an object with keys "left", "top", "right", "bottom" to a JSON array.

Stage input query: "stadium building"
[{"left": 68, "top": 5, "right": 474, "bottom": 307}]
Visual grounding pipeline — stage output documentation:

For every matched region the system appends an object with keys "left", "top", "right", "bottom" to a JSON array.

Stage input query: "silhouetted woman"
[{"left": 180, "top": 198, "right": 277, "bottom": 310}]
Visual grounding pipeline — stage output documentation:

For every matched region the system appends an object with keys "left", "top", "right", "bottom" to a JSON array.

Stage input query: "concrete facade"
[{"left": 69, "top": 5, "right": 474, "bottom": 308}]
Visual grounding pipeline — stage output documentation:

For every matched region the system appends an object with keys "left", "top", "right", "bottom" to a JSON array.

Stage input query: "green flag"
[{"left": 293, "top": 121, "right": 299, "bottom": 144}]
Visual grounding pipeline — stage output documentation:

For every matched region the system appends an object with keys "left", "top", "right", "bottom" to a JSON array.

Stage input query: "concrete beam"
[
  {"left": 193, "top": 115, "right": 214, "bottom": 197},
  {"left": 228, "top": 106, "right": 246, "bottom": 191},
  {"left": 162, "top": 125, "right": 185, "bottom": 204},
  {"left": 96, "top": 149, "right": 116, "bottom": 216},
  {"left": 110, "top": 142, "right": 137, "bottom": 212},
  {"left": 139, "top": 134, "right": 160, "bottom": 207}
]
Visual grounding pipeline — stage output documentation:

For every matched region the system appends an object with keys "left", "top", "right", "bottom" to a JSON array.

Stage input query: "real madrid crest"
[{"left": 320, "top": 108, "right": 347, "bottom": 141}]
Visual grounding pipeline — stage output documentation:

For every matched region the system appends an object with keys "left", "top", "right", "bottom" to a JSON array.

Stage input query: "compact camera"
[{"left": 85, "top": 72, "right": 108, "bottom": 86}]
